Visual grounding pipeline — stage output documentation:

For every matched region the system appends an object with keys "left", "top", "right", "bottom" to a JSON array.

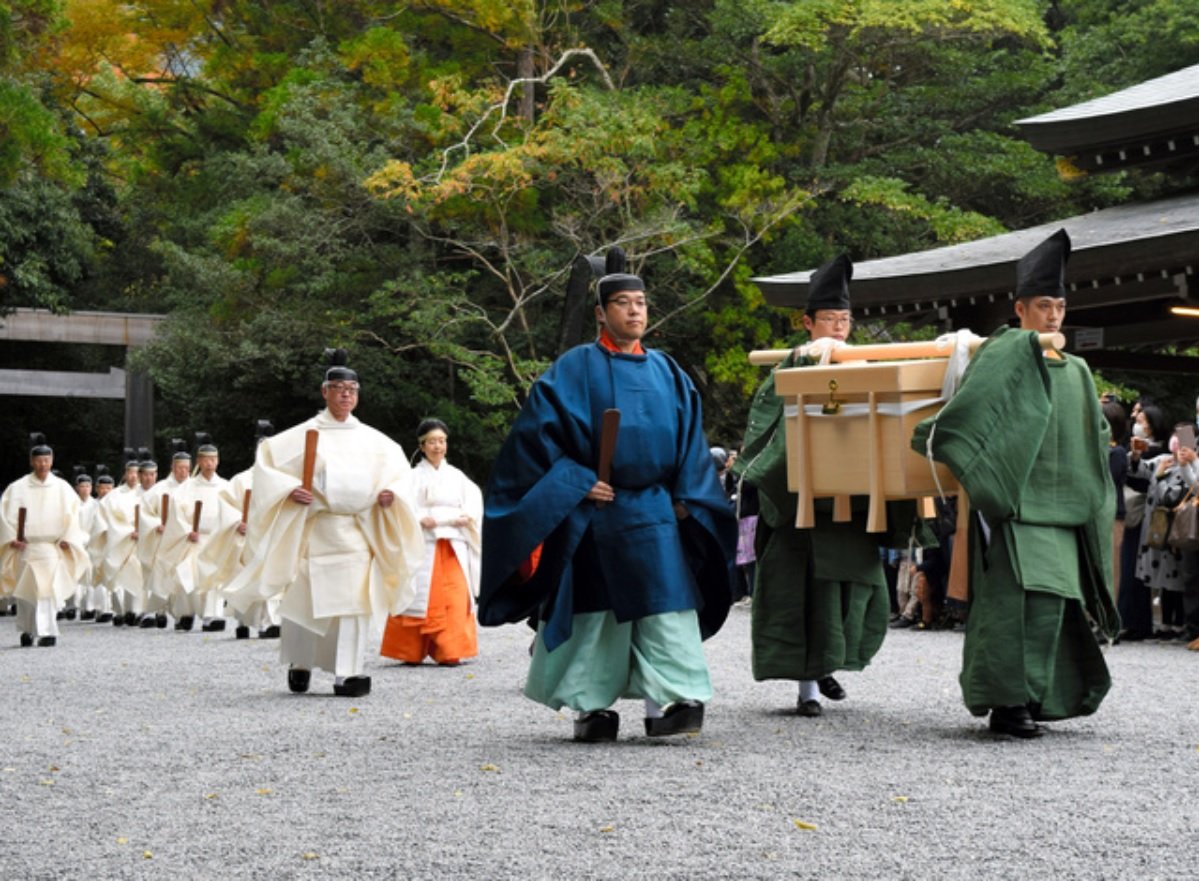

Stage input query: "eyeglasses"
[
  {"left": 326, "top": 382, "right": 359, "bottom": 394},
  {"left": 813, "top": 314, "right": 853, "bottom": 327},
  {"left": 608, "top": 297, "right": 648, "bottom": 310}
]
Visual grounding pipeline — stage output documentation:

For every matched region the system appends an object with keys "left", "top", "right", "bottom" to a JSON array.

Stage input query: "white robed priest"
[
  {"left": 203, "top": 419, "right": 282, "bottom": 639},
  {"left": 226, "top": 349, "right": 424, "bottom": 697},
  {"left": 84, "top": 465, "right": 118, "bottom": 622},
  {"left": 96, "top": 453, "right": 147, "bottom": 626},
  {"left": 0, "top": 433, "right": 90, "bottom": 647},
  {"left": 163, "top": 434, "right": 239, "bottom": 632},
  {"left": 140, "top": 442, "right": 195, "bottom": 628}
]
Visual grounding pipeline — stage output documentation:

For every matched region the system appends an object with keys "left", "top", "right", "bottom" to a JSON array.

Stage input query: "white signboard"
[{"left": 1073, "top": 327, "right": 1104, "bottom": 351}]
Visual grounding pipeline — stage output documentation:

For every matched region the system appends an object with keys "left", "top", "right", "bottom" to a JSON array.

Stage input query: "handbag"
[
  {"left": 735, "top": 515, "right": 759, "bottom": 566},
  {"left": 1169, "top": 485, "right": 1199, "bottom": 552},
  {"left": 1146, "top": 505, "right": 1172, "bottom": 550}
]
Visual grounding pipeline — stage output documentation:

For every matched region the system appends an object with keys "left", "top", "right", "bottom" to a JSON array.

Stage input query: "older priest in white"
[
  {"left": 227, "top": 350, "right": 424, "bottom": 697},
  {"left": 0, "top": 434, "right": 89, "bottom": 647}
]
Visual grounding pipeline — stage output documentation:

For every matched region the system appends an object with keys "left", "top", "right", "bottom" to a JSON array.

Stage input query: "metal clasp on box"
[{"left": 822, "top": 379, "right": 843, "bottom": 415}]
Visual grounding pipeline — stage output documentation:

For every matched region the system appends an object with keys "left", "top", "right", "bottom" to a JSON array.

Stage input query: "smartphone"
[{"left": 1177, "top": 423, "right": 1197, "bottom": 452}]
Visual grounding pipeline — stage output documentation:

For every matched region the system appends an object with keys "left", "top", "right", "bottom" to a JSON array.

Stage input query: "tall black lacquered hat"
[
  {"left": 1016, "top": 229, "right": 1071, "bottom": 300},
  {"left": 123, "top": 447, "right": 139, "bottom": 469},
  {"left": 29, "top": 432, "right": 52, "bottom": 456},
  {"left": 137, "top": 447, "right": 157, "bottom": 472},
  {"left": 195, "top": 432, "right": 217, "bottom": 456},
  {"left": 73, "top": 465, "right": 92, "bottom": 485},
  {"left": 323, "top": 348, "right": 358, "bottom": 384},
  {"left": 170, "top": 438, "right": 191, "bottom": 462},
  {"left": 255, "top": 419, "right": 274, "bottom": 443},
  {"left": 95, "top": 464, "right": 114, "bottom": 486},
  {"left": 805, "top": 254, "right": 853, "bottom": 314},
  {"left": 596, "top": 246, "right": 644, "bottom": 307}
]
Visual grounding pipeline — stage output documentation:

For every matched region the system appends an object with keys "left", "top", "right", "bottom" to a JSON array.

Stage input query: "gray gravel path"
[{"left": 1, "top": 606, "right": 1195, "bottom": 880}]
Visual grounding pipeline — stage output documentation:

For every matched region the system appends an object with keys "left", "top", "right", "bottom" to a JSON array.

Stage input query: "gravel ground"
[{"left": 1, "top": 605, "right": 1196, "bottom": 880}]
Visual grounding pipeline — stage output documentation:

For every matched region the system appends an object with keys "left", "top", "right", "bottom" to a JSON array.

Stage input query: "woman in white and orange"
[{"left": 380, "top": 419, "right": 481, "bottom": 665}]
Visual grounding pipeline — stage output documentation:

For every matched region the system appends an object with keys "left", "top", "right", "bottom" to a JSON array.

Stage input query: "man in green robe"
[
  {"left": 734, "top": 255, "right": 891, "bottom": 717},
  {"left": 912, "top": 229, "right": 1118, "bottom": 738}
]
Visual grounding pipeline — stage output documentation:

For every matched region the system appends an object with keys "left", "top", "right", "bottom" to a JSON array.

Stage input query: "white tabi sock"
[
  {"left": 798, "top": 680, "right": 819, "bottom": 702},
  {"left": 644, "top": 699, "right": 664, "bottom": 719}
]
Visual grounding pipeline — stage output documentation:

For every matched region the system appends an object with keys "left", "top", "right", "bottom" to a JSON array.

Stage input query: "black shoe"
[
  {"left": 333, "top": 676, "right": 372, "bottom": 698},
  {"left": 890, "top": 616, "right": 915, "bottom": 629},
  {"left": 797, "top": 699, "right": 823, "bottom": 717},
  {"left": 258, "top": 625, "right": 281, "bottom": 639},
  {"left": 138, "top": 615, "right": 157, "bottom": 629},
  {"left": 574, "top": 709, "right": 619, "bottom": 742},
  {"left": 201, "top": 619, "right": 226, "bottom": 632},
  {"left": 817, "top": 675, "right": 846, "bottom": 701},
  {"left": 155, "top": 613, "right": 168, "bottom": 629},
  {"left": 989, "top": 705, "right": 1044, "bottom": 739},
  {"left": 37, "top": 636, "right": 57, "bottom": 647},
  {"left": 19, "top": 632, "right": 33, "bottom": 648},
  {"left": 97, "top": 612, "right": 113, "bottom": 623},
  {"left": 112, "top": 614, "right": 125, "bottom": 627},
  {"left": 645, "top": 700, "right": 704, "bottom": 737},
  {"left": 80, "top": 610, "right": 96, "bottom": 621},
  {"left": 235, "top": 626, "right": 250, "bottom": 640},
  {"left": 287, "top": 668, "right": 311, "bottom": 693},
  {"left": 56, "top": 611, "right": 66, "bottom": 621},
  {"left": 174, "top": 615, "right": 194, "bottom": 632},
  {"left": 64, "top": 608, "right": 77, "bottom": 621},
  {"left": 123, "top": 611, "right": 138, "bottom": 627}
]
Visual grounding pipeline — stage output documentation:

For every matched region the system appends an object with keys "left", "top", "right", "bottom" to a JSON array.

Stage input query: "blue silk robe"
[{"left": 480, "top": 340, "right": 737, "bottom": 651}]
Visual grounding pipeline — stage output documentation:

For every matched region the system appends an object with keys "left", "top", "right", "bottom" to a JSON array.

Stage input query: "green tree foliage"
[{"left": 2, "top": 0, "right": 1196, "bottom": 479}]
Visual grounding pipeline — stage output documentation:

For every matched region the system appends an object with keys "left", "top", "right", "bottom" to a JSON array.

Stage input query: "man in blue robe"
[{"left": 480, "top": 252, "right": 737, "bottom": 742}]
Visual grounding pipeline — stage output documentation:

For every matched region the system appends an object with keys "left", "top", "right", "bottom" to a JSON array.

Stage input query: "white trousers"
[
  {"left": 280, "top": 616, "right": 369, "bottom": 678},
  {"left": 15, "top": 598, "right": 59, "bottom": 639}
]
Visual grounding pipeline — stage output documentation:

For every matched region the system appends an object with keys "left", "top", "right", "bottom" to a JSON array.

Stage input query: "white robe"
[
  {"left": 398, "top": 458, "right": 482, "bottom": 617},
  {"left": 162, "top": 473, "right": 237, "bottom": 597},
  {"left": 226, "top": 408, "right": 424, "bottom": 638},
  {"left": 138, "top": 476, "right": 185, "bottom": 602},
  {"left": 95, "top": 484, "right": 145, "bottom": 601},
  {"left": 0, "top": 473, "right": 90, "bottom": 604}
]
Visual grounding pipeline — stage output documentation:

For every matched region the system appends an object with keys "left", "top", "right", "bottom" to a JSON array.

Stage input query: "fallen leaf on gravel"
[
  {"left": 464, "top": 673, "right": 475, "bottom": 680},
  {"left": 143, "top": 851, "right": 153, "bottom": 860},
  {"left": 20, "top": 675, "right": 30, "bottom": 683},
  {"left": 38, "top": 779, "right": 55, "bottom": 786},
  {"left": 204, "top": 793, "right": 219, "bottom": 800},
  {"left": 348, "top": 707, "right": 359, "bottom": 714},
  {"left": 116, "top": 837, "right": 128, "bottom": 845},
  {"left": 792, "top": 820, "right": 817, "bottom": 831},
  {"left": 892, "top": 796, "right": 909, "bottom": 803},
  {"left": 256, "top": 788, "right": 273, "bottom": 796},
  {"left": 599, "top": 825, "right": 615, "bottom": 833},
  {"left": 301, "top": 852, "right": 320, "bottom": 861},
  {"left": 403, "top": 713, "right": 412, "bottom": 719},
  {"left": 453, "top": 790, "right": 463, "bottom": 797},
  {"left": 2, "top": 768, "right": 14, "bottom": 773},
  {"left": 479, "top": 763, "right": 500, "bottom": 773},
  {"left": 49, "top": 765, "right": 60, "bottom": 772},
  {"left": 262, "top": 665, "right": 271, "bottom": 672}
]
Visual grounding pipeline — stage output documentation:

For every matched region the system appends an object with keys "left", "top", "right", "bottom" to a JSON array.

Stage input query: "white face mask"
[{"left": 1133, "top": 422, "right": 1149, "bottom": 439}]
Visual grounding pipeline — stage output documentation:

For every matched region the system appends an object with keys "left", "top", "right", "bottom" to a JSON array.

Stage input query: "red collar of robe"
[{"left": 597, "top": 327, "right": 645, "bottom": 356}]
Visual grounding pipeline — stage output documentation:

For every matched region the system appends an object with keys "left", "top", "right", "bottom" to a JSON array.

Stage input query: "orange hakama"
[{"left": 380, "top": 538, "right": 477, "bottom": 664}]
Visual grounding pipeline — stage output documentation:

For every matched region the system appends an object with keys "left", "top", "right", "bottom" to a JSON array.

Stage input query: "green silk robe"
[
  {"left": 735, "top": 353, "right": 891, "bottom": 682},
  {"left": 912, "top": 328, "right": 1118, "bottom": 719}
]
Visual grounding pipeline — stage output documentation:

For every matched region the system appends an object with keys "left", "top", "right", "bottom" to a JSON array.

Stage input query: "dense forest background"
[{"left": 2, "top": 0, "right": 1198, "bottom": 483}]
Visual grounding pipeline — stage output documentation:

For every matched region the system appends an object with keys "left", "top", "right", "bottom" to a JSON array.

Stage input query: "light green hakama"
[{"left": 524, "top": 610, "right": 711, "bottom": 712}]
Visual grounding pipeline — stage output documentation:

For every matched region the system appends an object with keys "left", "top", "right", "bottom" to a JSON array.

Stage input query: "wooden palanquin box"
[{"left": 773, "top": 358, "right": 959, "bottom": 533}]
